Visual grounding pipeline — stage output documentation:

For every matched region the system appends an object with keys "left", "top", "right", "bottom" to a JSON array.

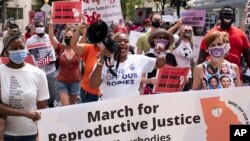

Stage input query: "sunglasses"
[
  {"left": 65, "top": 36, "right": 72, "bottom": 39},
  {"left": 184, "top": 29, "right": 193, "bottom": 32}
]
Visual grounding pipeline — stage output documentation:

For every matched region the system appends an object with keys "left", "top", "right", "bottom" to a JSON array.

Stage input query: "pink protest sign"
[
  {"left": 181, "top": 9, "right": 206, "bottom": 27},
  {"left": 52, "top": 1, "right": 83, "bottom": 24}
]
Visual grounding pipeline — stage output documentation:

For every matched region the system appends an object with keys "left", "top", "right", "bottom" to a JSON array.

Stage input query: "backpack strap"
[{"left": 174, "top": 37, "right": 182, "bottom": 50}]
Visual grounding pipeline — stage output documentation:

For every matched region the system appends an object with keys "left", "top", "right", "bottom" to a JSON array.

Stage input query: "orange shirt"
[{"left": 81, "top": 44, "right": 100, "bottom": 95}]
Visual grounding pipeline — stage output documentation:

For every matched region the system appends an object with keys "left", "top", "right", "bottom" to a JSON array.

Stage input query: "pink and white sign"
[
  {"left": 181, "top": 10, "right": 206, "bottom": 27},
  {"left": 83, "top": 0, "right": 123, "bottom": 24}
]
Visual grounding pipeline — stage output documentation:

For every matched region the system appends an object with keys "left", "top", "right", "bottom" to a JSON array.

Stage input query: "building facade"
[{"left": 0, "top": 0, "right": 41, "bottom": 33}]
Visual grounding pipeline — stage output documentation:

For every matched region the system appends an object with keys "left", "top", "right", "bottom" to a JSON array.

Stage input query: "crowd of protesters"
[{"left": 0, "top": 5, "right": 250, "bottom": 141}]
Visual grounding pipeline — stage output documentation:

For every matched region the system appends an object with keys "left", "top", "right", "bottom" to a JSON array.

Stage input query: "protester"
[
  {"left": 192, "top": 31, "right": 241, "bottom": 90},
  {"left": 24, "top": 25, "right": 33, "bottom": 40},
  {"left": 49, "top": 24, "right": 81, "bottom": 106},
  {"left": 171, "top": 24, "right": 194, "bottom": 91},
  {"left": 25, "top": 21, "right": 57, "bottom": 107},
  {"left": 142, "top": 28, "right": 176, "bottom": 94},
  {"left": 198, "top": 6, "right": 250, "bottom": 75},
  {"left": 89, "top": 32, "right": 166, "bottom": 100},
  {"left": 0, "top": 24, "right": 49, "bottom": 141},
  {"left": 136, "top": 12, "right": 162, "bottom": 54},
  {"left": 70, "top": 23, "right": 102, "bottom": 103}
]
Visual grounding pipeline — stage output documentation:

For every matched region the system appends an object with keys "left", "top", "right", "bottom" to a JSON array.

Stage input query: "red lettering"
[
  {"left": 109, "top": 0, "right": 116, "bottom": 4},
  {"left": 84, "top": 11, "right": 101, "bottom": 24}
]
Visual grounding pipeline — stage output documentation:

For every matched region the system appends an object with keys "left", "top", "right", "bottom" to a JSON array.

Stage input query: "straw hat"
[{"left": 148, "top": 28, "right": 174, "bottom": 47}]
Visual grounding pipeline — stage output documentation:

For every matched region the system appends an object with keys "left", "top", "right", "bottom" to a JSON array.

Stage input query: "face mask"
[
  {"left": 208, "top": 46, "right": 225, "bottom": 59},
  {"left": 35, "top": 27, "right": 45, "bottom": 34},
  {"left": 183, "top": 32, "right": 192, "bottom": 40},
  {"left": 154, "top": 39, "right": 168, "bottom": 48},
  {"left": 225, "top": 43, "right": 231, "bottom": 54},
  {"left": 151, "top": 21, "right": 161, "bottom": 28},
  {"left": 64, "top": 38, "right": 71, "bottom": 46},
  {"left": 9, "top": 50, "right": 27, "bottom": 64}
]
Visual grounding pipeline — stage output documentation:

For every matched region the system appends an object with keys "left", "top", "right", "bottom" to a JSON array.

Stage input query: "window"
[{"left": 6, "top": 8, "right": 23, "bottom": 20}]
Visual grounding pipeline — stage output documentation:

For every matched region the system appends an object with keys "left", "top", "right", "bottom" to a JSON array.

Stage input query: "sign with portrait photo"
[{"left": 26, "top": 43, "right": 56, "bottom": 65}]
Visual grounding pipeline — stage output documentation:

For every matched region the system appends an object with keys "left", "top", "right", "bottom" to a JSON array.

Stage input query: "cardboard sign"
[
  {"left": 27, "top": 43, "right": 56, "bottom": 63},
  {"left": 37, "top": 87, "right": 250, "bottom": 141},
  {"left": 83, "top": 0, "right": 123, "bottom": 24},
  {"left": 52, "top": 1, "right": 83, "bottom": 24},
  {"left": 181, "top": 10, "right": 206, "bottom": 27},
  {"left": 0, "top": 55, "right": 37, "bottom": 66},
  {"left": 153, "top": 66, "right": 189, "bottom": 93}
]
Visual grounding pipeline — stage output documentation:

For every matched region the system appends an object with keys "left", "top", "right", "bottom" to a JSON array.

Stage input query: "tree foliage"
[{"left": 120, "top": 0, "right": 144, "bottom": 21}]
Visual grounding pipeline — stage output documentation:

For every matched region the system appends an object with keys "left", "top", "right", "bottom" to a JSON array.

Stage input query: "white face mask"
[{"left": 35, "top": 27, "right": 45, "bottom": 34}]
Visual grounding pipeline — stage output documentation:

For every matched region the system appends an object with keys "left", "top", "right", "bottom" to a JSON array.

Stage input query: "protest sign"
[
  {"left": 162, "top": 15, "right": 178, "bottom": 23},
  {"left": 27, "top": 43, "right": 56, "bottom": 66},
  {"left": 83, "top": 0, "right": 123, "bottom": 24},
  {"left": 129, "top": 31, "right": 143, "bottom": 49},
  {"left": 52, "top": 1, "right": 83, "bottom": 24},
  {"left": 0, "top": 55, "right": 36, "bottom": 66},
  {"left": 38, "top": 87, "right": 250, "bottom": 141},
  {"left": 29, "top": 11, "right": 45, "bottom": 24},
  {"left": 181, "top": 9, "right": 206, "bottom": 27},
  {"left": 245, "top": 0, "right": 250, "bottom": 24},
  {"left": 153, "top": 66, "right": 189, "bottom": 93}
]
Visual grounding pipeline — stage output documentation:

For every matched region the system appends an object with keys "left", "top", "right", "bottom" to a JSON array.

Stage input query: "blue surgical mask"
[{"left": 9, "top": 50, "right": 27, "bottom": 64}]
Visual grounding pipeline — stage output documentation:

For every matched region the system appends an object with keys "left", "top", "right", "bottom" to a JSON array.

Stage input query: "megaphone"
[
  {"left": 87, "top": 20, "right": 120, "bottom": 54},
  {"left": 86, "top": 20, "right": 120, "bottom": 77}
]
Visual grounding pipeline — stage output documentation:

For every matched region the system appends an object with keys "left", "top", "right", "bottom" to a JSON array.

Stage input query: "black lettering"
[
  {"left": 88, "top": 111, "right": 100, "bottom": 122},
  {"left": 58, "top": 134, "right": 67, "bottom": 141},
  {"left": 48, "top": 133, "right": 56, "bottom": 141}
]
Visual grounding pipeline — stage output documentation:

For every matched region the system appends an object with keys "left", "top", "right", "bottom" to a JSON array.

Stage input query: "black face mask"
[
  {"left": 219, "top": 9, "right": 235, "bottom": 30},
  {"left": 151, "top": 21, "right": 161, "bottom": 28},
  {"left": 64, "top": 38, "right": 71, "bottom": 46}
]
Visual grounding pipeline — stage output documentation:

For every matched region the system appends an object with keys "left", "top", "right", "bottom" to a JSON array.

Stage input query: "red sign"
[
  {"left": 0, "top": 55, "right": 37, "bottom": 66},
  {"left": 52, "top": 1, "right": 83, "bottom": 24},
  {"left": 153, "top": 65, "right": 189, "bottom": 93}
]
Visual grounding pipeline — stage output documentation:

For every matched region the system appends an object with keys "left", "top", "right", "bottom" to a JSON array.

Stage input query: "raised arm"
[
  {"left": 48, "top": 23, "right": 59, "bottom": 49},
  {"left": 167, "top": 18, "right": 183, "bottom": 34},
  {"left": 70, "top": 25, "right": 87, "bottom": 55},
  {"left": 89, "top": 46, "right": 109, "bottom": 89}
]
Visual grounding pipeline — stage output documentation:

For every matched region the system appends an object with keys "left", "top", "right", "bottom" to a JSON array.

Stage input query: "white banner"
[
  {"left": 83, "top": 0, "right": 123, "bottom": 24},
  {"left": 38, "top": 87, "right": 250, "bottom": 141}
]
